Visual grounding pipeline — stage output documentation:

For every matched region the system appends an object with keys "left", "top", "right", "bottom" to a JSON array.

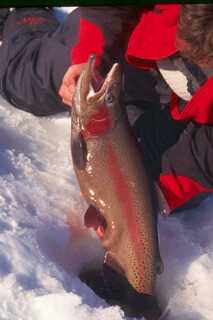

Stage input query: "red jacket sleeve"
[{"left": 71, "top": 7, "right": 141, "bottom": 74}]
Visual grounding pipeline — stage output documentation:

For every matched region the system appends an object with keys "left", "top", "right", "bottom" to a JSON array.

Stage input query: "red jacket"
[{"left": 71, "top": 5, "right": 213, "bottom": 211}]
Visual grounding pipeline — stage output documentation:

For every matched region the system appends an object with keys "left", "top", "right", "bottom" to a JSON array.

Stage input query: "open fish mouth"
[
  {"left": 79, "top": 54, "right": 120, "bottom": 104},
  {"left": 88, "top": 69, "right": 120, "bottom": 108},
  {"left": 73, "top": 55, "right": 122, "bottom": 135}
]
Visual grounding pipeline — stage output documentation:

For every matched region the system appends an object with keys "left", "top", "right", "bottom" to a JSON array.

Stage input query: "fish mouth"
[
  {"left": 73, "top": 54, "right": 121, "bottom": 133},
  {"left": 78, "top": 54, "right": 120, "bottom": 106},
  {"left": 87, "top": 62, "right": 120, "bottom": 104}
]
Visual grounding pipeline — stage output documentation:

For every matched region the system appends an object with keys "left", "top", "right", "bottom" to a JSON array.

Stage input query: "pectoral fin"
[{"left": 71, "top": 132, "right": 87, "bottom": 170}]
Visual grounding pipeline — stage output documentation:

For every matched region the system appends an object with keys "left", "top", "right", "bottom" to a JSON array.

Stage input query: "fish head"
[{"left": 72, "top": 55, "right": 122, "bottom": 138}]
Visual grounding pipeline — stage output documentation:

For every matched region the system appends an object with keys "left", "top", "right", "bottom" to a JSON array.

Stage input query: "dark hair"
[{"left": 177, "top": 4, "right": 213, "bottom": 65}]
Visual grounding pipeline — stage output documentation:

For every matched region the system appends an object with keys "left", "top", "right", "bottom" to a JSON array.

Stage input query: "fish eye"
[{"left": 105, "top": 91, "right": 114, "bottom": 106}]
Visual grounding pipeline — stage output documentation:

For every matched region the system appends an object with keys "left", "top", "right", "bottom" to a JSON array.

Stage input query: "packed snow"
[{"left": 0, "top": 7, "right": 213, "bottom": 320}]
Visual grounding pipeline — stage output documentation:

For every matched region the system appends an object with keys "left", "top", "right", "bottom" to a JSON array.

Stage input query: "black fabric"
[
  {"left": 133, "top": 105, "right": 213, "bottom": 191},
  {"left": 121, "top": 59, "right": 160, "bottom": 107},
  {"left": 161, "top": 122, "right": 213, "bottom": 188},
  {"left": 0, "top": 8, "right": 9, "bottom": 40},
  {"left": 133, "top": 105, "right": 187, "bottom": 178},
  {"left": 0, "top": 8, "right": 80, "bottom": 116},
  {"left": 80, "top": 264, "right": 162, "bottom": 319},
  {"left": 80, "top": 7, "right": 141, "bottom": 76}
]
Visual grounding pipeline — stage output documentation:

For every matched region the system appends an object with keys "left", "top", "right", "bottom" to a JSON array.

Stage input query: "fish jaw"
[
  {"left": 73, "top": 54, "right": 96, "bottom": 116},
  {"left": 72, "top": 55, "right": 122, "bottom": 138}
]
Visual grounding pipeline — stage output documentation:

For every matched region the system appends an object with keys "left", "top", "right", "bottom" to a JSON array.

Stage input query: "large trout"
[{"left": 71, "top": 55, "right": 163, "bottom": 318}]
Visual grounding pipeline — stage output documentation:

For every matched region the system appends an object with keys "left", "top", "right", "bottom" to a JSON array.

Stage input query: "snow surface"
[{"left": 0, "top": 7, "right": 213, "bottom": 320}]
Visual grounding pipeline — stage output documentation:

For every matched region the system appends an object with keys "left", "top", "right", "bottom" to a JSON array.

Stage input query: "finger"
[
  {"left": 63, "top": 66, "right": 80, "bottom": 85},
  {"left": 59, "top": 84, "right": 74, "bottom": 102},
  {"left": 62, "top": 98, "right": 73, "bottom": 107}
]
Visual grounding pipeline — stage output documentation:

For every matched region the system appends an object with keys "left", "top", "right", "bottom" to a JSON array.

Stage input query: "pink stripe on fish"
[{"left": 106, "top": 141, "right": 144, "bottom": 264}]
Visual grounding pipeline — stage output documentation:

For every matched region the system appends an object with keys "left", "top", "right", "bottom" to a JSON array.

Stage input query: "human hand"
[
  {"left": 59, "top": 63, "right": 87, "bottom": 107},
  {"left": 59, "top": 62, "right": 103, "bottom": 107}
]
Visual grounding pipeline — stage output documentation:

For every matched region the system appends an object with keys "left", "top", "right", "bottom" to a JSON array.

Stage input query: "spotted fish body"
[{"left": 71, "top": 55, "right": 162, "bottom": 295}]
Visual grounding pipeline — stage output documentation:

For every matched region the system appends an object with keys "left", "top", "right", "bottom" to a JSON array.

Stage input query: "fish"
[{"left": 71, "top": 54, "right": 163, "bottom": 306}]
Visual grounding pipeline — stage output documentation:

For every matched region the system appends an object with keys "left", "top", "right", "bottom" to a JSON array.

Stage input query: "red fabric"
[
  {"left": 18, "top": 16, "right": 47, "bottom": 25},
  {"left": 126, "top": 4, "right": 180, "bottom": 67},
  {"left": 71, "top": 18, "right": 105, "bottom": 67},
  {"left": 72, "top": 5, "right": 180, "bottom": 69},
  {"left": 170, "top": 76, "right": 213, "bottom": 124},
  {"left": 125, "top": 56, "right": 157, "bottom": 70},
  {"left": 159, "top": 174, "right": 213, "bottom": 212}
]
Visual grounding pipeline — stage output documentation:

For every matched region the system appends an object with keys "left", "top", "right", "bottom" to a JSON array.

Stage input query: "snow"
[{"left": 0, "top": 6, "right": 213, "bottom": 320}]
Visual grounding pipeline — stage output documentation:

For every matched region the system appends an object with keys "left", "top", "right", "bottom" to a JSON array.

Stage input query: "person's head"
[{"left": 176, "top": 4, "right": 213, "bottom": 68}]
